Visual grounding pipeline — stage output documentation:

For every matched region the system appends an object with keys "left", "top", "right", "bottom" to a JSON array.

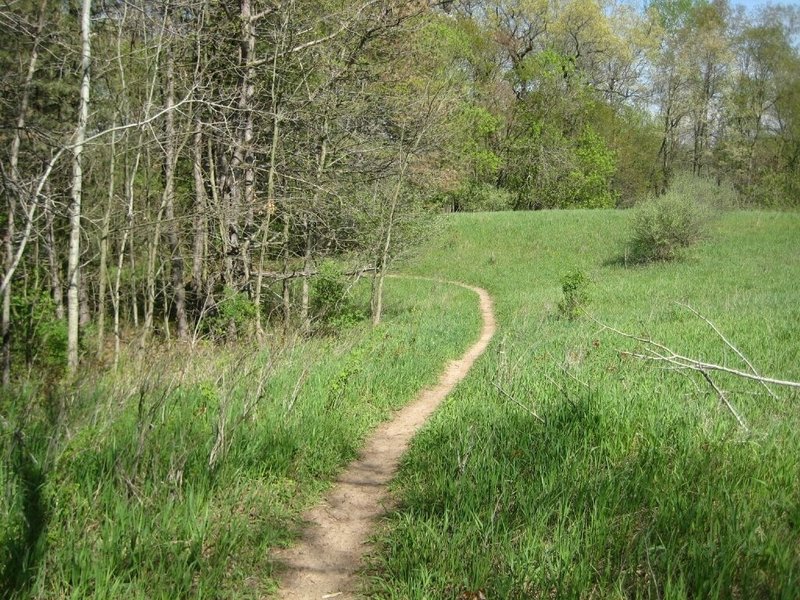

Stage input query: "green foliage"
[
  {"left": 558, "top": 270, "right": 590, "bottom": 320},
  {"left": 10, "top": 290, "right": 67, "bottom": 375},
  {"left": 668, "top": 172, "right": 739, "bottom": 209},
  {"left": 0, "top": 277, "right": 481, "bottom": 597},
  {"left": 568, "top": 127, "right": 618, "bottom": 209},
  {"left": 206, "top": 287, "right": 256, "bottom": 340},
  {"left": 311, "top": 261, "right": 362, "bottom": 331},
  {"left": 629, "top": 185, "right": 712, "bottom": 263},
  {"left": 449, "top": 183, "right": 514, "bottom": 212},
  {"left": 509, "top": 125, "right": 618, "bottom": 210},
  {"left": 0, "top": 461, "right": 25, "bottom": 589}
]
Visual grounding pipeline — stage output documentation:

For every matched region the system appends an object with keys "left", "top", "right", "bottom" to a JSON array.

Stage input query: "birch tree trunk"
[{"left": 67, "top": 0, "right": 92, "bottom": 373}]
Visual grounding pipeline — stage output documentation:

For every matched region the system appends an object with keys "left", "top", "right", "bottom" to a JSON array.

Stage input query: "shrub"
[
  {"left": 629, "top": 191, "right": 711, "bottom": 263},
  {"left": 311, "top": 261, "right": 361, "bottom": 331},
  {"left": 449, "top": 183, "right": 514, "bottom": 212},
  {"left": 558, "top": 270, "right": 590, "bottom": 320},
  {"left": 206, "top": 286, "right": 256, "bottom": 340},
  {"left": 10, "top": 291, "right": 67, "bottom": 376}
]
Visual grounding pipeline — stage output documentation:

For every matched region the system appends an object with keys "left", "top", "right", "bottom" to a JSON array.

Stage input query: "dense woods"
[{"left": 2, "top": 0, "right": 798, "bottom": 380}]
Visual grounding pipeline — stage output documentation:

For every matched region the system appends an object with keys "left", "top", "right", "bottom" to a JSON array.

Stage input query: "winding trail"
[{"left": 273, "top": 278, "right": 496, "bottom": 599}]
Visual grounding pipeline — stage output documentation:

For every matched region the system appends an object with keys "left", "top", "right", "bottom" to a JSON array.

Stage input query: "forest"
[
  {"left": 1, "top": 0, "right": 799, "bottom": 597},
  {"left": 2, "top": 0, "right": 799, "bottom": 378}
]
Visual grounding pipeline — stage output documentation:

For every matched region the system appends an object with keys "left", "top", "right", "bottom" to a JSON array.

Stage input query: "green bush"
[
  {"left": 449, "top": 183, "right": 514, "bottom": 212},
  {"left": 629, "top": 190, "right": 711, "bottom": 263},
  {"left": 311, "top": 261, "right": 362, "bottom": 331},
  {"left": 558, "top": 270, "right": 590, "bottom": 320},
  {"left": 11, "top": 291, "right": 67, "bottom": 375},
  {"left": 206, "top": 286, "right": 256, "bottom": 340}
]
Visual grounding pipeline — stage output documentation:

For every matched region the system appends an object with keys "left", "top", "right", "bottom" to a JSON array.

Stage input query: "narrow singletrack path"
[{"left": 273, "top": 278, "right": 496, "bottom": 599}]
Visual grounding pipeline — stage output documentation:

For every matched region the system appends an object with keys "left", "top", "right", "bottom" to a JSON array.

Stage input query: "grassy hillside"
[
  {"left": 368, "top": 210, "right": 800, "bottom": 599},
  {"left": 1, "top": 278, "right": 481, "bottom": 598}
]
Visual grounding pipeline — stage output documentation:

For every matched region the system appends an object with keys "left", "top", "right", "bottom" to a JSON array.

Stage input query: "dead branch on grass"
[{"left": 591, "top": 305, "right": 800, "bottom": 431}]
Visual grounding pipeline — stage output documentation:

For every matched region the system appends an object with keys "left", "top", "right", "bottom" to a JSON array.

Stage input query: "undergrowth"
[{"left": 0, "top": 277, "right": 480, "bottom": 598}]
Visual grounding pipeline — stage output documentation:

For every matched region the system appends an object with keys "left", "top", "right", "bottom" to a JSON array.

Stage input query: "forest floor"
[{"left": 273, "top": 279, "right": 496, "bottom": 599}]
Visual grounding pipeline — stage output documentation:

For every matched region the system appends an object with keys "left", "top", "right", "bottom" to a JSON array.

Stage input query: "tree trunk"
[
  {"left": 372, "top": 129, "right": 423, "bottom": 326},
  {"left": 67, "top": 0, "right": 92, "bottom": 373},
  {"left": 162, "top": 32, "right": 188, "bottom": 340},
  {"left": 239, "top": 0, "right": 256, "bottom": 290},
  {"left": 282, "top": 214, "right": 291, "bottom": 330},
  {"left": 301, "top": 129, "right": 328, "bottom": 333},
  {"left": 192, "top": 120, "right": 207, "bottom": 297},
  {"left": 45, "top": 188, "right": 63, "bottom": 320},
  {"left": 254, "top": 108, "right": 280, "bottom": 337},
  {"left": 97, "top": 129, "right": 116, "bottom": 356}
]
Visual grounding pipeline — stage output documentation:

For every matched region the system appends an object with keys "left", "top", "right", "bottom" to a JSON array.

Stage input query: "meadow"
[
  {"left": 0, "top": 278, "right": 480, "bottom": 598},
  {"left": 367, "top": 210, "right": 800, "bottom": 599},
  {"left": 3, "top": 209, "right": 798, "bottom": 599}
]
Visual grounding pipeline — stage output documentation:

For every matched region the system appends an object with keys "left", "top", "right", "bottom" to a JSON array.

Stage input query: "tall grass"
[
  {"left": 0, "top": 277, "right": 480, "bottom": 598},
  {"left": 367, "top": 210, "right": 800, "bottom": 599}
]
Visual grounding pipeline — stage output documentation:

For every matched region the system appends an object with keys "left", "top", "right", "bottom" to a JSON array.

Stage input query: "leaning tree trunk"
[{"left": 67, "top": 0, "right": 92, "bottom": 373}]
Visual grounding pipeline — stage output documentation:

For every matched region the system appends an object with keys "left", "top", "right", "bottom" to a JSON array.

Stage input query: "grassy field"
[
  {"left": 0, "top": 277, "right": 481, "bottom": 598},
  {"left": 367, "top": 210, "right": 800, "bottom": 599}
]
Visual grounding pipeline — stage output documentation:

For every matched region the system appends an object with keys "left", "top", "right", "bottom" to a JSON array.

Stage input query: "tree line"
[{"left": 2, "top": 0, "right": 798, "bottom": 382}]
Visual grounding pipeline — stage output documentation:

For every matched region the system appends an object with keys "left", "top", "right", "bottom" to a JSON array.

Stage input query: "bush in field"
[
  {"left": 558, "top": 270, "right": 590, "bottom": 320},
  {"left": 629, "top": 181, "right": 713, "bottom": 263}
]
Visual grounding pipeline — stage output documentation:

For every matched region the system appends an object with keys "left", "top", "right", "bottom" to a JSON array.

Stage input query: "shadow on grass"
[
  {"left": 2, "top": 436, "right": 48, "bottom": 598},
  {"left": 374, "top": 384, "right": 799, "bottom": 598}
]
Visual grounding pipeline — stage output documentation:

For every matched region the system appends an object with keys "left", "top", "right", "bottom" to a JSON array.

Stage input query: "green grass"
[
  {"left": 367, "top": 210, "right": 800, "bottom": 599},
  {"left": 0, "top": 277, "right": 481, "bottom": 598}
]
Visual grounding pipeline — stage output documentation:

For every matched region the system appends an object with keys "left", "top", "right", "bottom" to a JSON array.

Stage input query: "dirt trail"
[{"left": 273, "top": 278, "right": 496, "bottom": 599}]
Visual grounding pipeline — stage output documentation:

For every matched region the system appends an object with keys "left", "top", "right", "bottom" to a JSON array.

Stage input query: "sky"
[{"left": 736, "top": 0, "right": 800, "bottom": 10}]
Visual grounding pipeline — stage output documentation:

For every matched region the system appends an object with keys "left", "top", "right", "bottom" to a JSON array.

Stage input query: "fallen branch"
[
  {"left": 594, "top": 317, "right": 800, "bottom": 390},
  {"left": 677, "top": 302, "right": 780, "bottom": 401},
  {"left": 256, "top": 265, "right": 376, "bottom": 281},
  {"left": 591, "top": 308, "right": 800, "bottom": 431}
]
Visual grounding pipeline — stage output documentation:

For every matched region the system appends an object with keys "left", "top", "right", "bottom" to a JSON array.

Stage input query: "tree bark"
[
  {"left": 162, "top": 31, "right": 188, "bottom": 340},
  {"left": 192, "top": 120, "right": 207, "bottom": 297},
  {"left": 301, "top": 129, "right": 328, "bottom": 333},
  {"left": 67, "top": 0, "right": 92, "bottom": 373},
  {"left": 97, "top": 129, "right": 116, "bottom": 356}
]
